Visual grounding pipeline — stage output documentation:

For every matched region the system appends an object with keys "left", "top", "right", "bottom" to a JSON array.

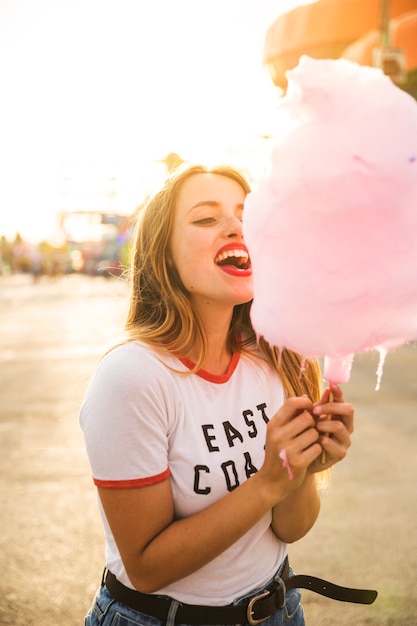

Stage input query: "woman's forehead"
[{"left": 176, "top": 173, "right": 245, "bottom": 215}]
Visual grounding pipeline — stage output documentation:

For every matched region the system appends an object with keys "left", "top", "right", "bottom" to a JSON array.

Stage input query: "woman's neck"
[
  {"left": 199, "top": 346, "right": 233, "bottom": 376},
  {"left": 188, "top": 309, "right": 234, "bottom": 376}
]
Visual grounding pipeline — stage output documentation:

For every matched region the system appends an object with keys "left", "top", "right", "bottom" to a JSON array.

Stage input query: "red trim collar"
[{"left": 179, "top": 351, "right": 240, "bottom": 383}]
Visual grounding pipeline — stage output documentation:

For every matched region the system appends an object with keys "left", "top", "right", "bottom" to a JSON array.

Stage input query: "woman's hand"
[
  {"left": 267, "top": 386, "right": 354, "bottom": 542},
  {"left": 264, "top": 396, "right": 323, "bottom": 542},
  {"left": 309, "top": 383, "right": 354, "bottom": 473},
  {"left": 259, "top": 396, "right": 322, "bottom": 499}
]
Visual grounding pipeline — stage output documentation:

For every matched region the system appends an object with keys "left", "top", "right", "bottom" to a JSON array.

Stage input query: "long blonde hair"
[{"left": 125, "top": 163, "right": 321, "bottom": 402}]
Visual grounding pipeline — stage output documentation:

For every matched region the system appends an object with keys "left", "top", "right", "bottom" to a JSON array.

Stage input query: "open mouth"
[{"left": 214, "top": 248, "right": 251, "bottom": 271}]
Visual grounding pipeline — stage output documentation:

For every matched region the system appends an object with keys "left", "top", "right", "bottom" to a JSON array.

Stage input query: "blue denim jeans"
[{"left": 84, "top": 568, "right": 305, "bottom": 626}]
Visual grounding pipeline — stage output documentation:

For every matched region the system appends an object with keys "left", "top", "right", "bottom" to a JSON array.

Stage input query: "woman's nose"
[{"left": 226, "top": 215, "right": 243, "bottom": 239}]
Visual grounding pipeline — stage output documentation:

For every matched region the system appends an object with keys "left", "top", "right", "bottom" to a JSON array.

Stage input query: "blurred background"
[
  {"left": 0, "top": 0, "right": 289, "bottom": 274},
  {"left": 1, "top": 0, "right": 416, "bottom": 279},
  {"left": 1, "top": 1, "right": 417, "bottom": 624}
]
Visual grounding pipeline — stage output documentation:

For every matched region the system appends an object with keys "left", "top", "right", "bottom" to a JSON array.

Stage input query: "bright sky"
[{"left": 0, "top": 0, "right": 313, "bottom": 244}]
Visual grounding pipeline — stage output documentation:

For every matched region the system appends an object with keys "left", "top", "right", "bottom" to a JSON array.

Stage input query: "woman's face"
[{"left": 170, "top": 172, "right": 253, "bottom": 316}]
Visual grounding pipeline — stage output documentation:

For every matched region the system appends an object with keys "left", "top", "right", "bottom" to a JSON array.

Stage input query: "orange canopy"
[
  {"left": 264, "top": 0, "right": 417, "bottom": 89},
  {"left": 342, "top": 10, "right": 417, "bottom": 69}
]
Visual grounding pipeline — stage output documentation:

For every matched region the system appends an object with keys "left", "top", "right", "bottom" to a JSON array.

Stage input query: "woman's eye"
[{"left": 193, "top": 217, "right": 216, "bottom": 225}]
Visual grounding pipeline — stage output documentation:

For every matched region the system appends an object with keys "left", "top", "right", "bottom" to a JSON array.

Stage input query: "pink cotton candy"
[
  {"left": 323, "top": 355, "right": 354, "bottom": 385},
  {"left": 279, "top": 449, "right": 294, "bottom": 480},
  {"left": 243, "top": 56, "right": 417, "bottom": 385}
]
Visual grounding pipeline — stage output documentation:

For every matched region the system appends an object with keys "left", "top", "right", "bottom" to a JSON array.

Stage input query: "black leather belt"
[{"left": 103, "top": 559, "right": 377, "bottom": 625}]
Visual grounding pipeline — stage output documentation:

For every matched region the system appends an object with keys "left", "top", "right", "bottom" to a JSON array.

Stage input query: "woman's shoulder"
[{"left": 96, "top": 340, "right": 181, "bottom": 380}]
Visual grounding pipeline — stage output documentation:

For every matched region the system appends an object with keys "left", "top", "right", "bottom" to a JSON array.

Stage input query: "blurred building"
[
  {"left": 59, "top": 210, "right": 132, "bottom": 277},
  {"left": 58, "top": 167, "right": 145, "bottom": 276}
]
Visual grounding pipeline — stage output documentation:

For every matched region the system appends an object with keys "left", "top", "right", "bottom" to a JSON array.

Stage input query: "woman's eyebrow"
[
  {"left": 189, "top": 201, "right": 244, "bottom": 211},
  {"left": 185, "top": 200, "right": 220, "bottom": 217},
  {"left": 190, "top": 200, "right": 220, "bottom": 210}
]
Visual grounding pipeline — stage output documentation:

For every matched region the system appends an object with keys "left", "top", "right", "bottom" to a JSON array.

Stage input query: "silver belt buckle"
[{"left": 247, "top": 589, "right": 270, "bottom": 625}]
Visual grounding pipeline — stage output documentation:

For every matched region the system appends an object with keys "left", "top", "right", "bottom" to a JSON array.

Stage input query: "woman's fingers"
[
  {"left": 316, "top": 415, "right": 352, "bottom": 446},
  {"left": 307, "top": 384, "right": 355, "bottom": 471},
  {"left": 318, "top": 424, "right": 351, "bottom": 461},
  {"left": 261, "top": 397, "right": 323, "bottom": 489},
  {"left": 313, "top": 384, "right": 354, "bottom": 434},
  {"left": 265, "top": 391, "right": 355, "bottom": 480},
  {"left": 276, "top": 395, "right": 314, "bottom": 424}
]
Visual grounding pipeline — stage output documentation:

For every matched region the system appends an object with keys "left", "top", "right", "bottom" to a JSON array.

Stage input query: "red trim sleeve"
[{"left": 93, "top": 467, "right": 170, "bottom": 489}]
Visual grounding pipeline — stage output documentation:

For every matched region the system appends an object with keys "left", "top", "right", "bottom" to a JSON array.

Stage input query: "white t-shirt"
[{"left": 80, "top": 341, "right": 288, "bottom": 605}]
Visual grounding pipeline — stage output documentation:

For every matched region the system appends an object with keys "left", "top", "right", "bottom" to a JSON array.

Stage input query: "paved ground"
[{"left": 1, "top": 273, "right": 416, "bottom": 626}]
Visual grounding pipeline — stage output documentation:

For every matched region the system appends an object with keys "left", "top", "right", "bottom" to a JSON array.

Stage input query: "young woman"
[{"left": 80, "top": 164, "right": 357, "bottom": 626}]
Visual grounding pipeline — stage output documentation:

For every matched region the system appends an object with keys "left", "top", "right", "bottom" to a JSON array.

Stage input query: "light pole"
[
  {"left": 379, "top": 0, "right": 390, "bottom": 49},
  {"left": 373, "top": 0, "right": 406, "bottom": 85}
]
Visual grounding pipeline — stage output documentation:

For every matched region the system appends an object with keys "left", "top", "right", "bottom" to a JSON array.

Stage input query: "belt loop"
[
  {"left": 272, "top": 558, "right": 288, "bottom": 610},
  {"left": 166, "top": 599, "right": 180, "bottom": 626},
  {"left": 274, "top": 577, "right": 286, "bottom": 610}
]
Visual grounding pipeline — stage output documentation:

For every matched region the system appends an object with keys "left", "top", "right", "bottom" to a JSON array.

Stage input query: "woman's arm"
[
  {"left": 99, "top": 470, "right": 279, "bottom": 593},
  {"left": 270, "top": 475, "right": 320, "bottom": 543},
  {"left": 98, "top": 396, "right": 322, "bottom": 593}
]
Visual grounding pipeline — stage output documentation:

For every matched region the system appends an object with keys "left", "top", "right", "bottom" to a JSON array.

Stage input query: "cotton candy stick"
[
  {"left": 320, "top": 389, "right": 333, "bottom": 465},
  {"left": 321, "top": 358, "right": 351, "bottom": 464}
]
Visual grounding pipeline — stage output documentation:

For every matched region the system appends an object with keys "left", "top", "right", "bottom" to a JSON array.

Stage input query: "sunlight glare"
[{"left": 0, "top": 0, "right": 310, "bottom": 244}]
